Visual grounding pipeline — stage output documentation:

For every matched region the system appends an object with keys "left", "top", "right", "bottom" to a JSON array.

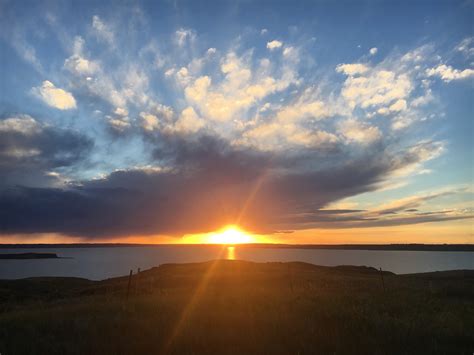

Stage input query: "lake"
[{"left": 1, "top": 245, "right": 473, "bottom": 280}]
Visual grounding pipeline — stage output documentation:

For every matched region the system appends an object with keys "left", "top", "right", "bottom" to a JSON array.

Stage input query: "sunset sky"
[{"left": 0, "top": 0, "right": 473, "bottom": 244}]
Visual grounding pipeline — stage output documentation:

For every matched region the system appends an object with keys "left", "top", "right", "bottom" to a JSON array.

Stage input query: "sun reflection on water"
[{"left": 226, "top": 246, "right": 235, "bottom": 260}]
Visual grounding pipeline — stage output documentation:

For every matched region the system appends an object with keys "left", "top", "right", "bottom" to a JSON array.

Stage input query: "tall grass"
[{"left": 0, "top": 260, "right": 473, "bottom": 354}]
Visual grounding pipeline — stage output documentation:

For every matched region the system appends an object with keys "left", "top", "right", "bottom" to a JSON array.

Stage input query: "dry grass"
[{"left": 0, "top": 260, "right": 473, "bottom": 354}]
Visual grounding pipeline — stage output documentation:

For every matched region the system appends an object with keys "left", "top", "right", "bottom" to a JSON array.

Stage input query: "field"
[{"left": 0, "top": 260, "right": 473, "bottom": 354}]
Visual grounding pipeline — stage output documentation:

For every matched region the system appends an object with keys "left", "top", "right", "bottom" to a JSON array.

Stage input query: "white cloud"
[
  {"left": 0, "top": 115, "right": 42, "bottom": 135},
  {"left": 369, "top": 47, "right": 378, "bottom": 56},
  {"left": 410, "top": 89, "right": 433, "bottom": 107},
  {"left": 164, "top": 68, "right": 176, "bottom": 77},
  {"left": 184, "top": 52, "right": 297, "bottom": 122},
  {"left": 139, "top": 103, "right": 175, "bottom": 132},
  {"left": 173, "top": 107, "right": 204, "bottom": 134},
  {"left": 267, "top": 40, "right": 283, "bottom": 50},
  {"left": 32, "top": 81, "right": 77, "bottom": 110},
  {"left": 114, "top": 107, "right": 128, "bottom": 116},
  {"left": 274, "top": 88, "right": 333, "bottom": 122},
  {"left": 140, "top": 113, "right": 160, "bottom": 132},
  {"left": 391, "top": 115, "right": 414, "bottom": 130},
  {"left": 426, "top": 64, "right": 474, "bottom": 82},
  {"left": 240, "top": 120, "right": 337, "bottom": 151},
  {"left": 455, "top": 37, "right": 474, "bottom": 57},
  {"left": 175, "top": 28, "right": 196, "bottom": 47},
  {"left": 336, "top": 63, "right": 369, "bottom": 76},
  {"left": 339, "top": 67, "right": 412, "bottom": 109},
  {"left": 10, "top": 34, "right": 44, "bottom": 73},
  {"left": 260, "top": 28, "right": 268, "bottom": 35},
  {"left": 338, "top": 119, "right": 381, "bottom": 145},
  {"left": 64, "top": 54, "right": 99, "bottom": 75},
  {"left": 64, "top": 36, "right": 100, "bottom": 76},
  {"left": 92, "top": 15, "right": 115, "bottom": 46},
  {"left": 388, "top": 99, "right": 407, "bottom": 112},
  {"left": 108, "top": 118, "right": 130, "bottom": 132}
]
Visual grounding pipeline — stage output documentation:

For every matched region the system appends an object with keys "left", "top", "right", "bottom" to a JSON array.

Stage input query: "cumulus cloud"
[
  {"left": 266, "top": 40, "right": 283, "bottom": 50},
  {"left": 426, "top": 64, "right": 474, "bottom": 82},
  {"left": 183, "top": 51, "right": 297, "bottom": 122},
  {"left": 338, "top": 66, "right": 412, "bottom": 110},
  {"left": 32, "top": 81, "right": 77, "bottom": 110},
  {"left": 338, "top": 119, "right": 381, "bottom": 145},
  {"left": 114, "top": 107, "right": 129, "bottom": 116},
  {"left": 173, "top": 107, "right": 204, "bottom": 134},
  {"left": 64, "top": 36, "right": 100, "bottom": 76},
  {"left": 336, "top": 63, "right": 369, "bottom": 76}
]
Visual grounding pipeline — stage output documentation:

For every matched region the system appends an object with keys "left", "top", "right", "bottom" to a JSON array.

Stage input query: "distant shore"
[
  {"left": 0, "top": 252, "right": 60, "bottom": 260},
  {"left": 0, "top": 243, "right": 473, "bottom": 252}
]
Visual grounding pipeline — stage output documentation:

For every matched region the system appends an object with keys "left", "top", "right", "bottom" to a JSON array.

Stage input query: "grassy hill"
[{"left": 0, "top": 260, "right": 473, "bottom": 354}]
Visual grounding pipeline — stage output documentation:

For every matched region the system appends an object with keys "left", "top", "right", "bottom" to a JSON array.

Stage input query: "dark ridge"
[{"left": 0, "top": 253, "right": 59, "bottom": 260}]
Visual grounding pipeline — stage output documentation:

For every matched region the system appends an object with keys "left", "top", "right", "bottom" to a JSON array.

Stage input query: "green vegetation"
[{"left": 0, "top": 260, "right": 473, "bottom": 354}]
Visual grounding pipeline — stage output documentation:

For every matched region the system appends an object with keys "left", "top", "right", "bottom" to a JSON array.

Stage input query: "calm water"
[{"left": 0, "top": 246, "right": 473, "bottom": 280}]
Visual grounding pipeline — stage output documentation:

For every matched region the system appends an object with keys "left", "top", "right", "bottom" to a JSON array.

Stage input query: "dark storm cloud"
[
  {"left": 0, "top": 115, "right": 93, "bottom": 187},
  {"left": 2, "top": 134, "right": 468, "bottom": 238}
]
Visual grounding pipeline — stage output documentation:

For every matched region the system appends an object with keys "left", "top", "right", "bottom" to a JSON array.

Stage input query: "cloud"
[
  {"left": 455, "top": 37, "right": 474, "bottom": 57},
  {"left": 64, "top": 36, "right": 100, "bottom": 76},
  {"left": 183, "top": 51, "right": 297, "bottom": 122},
  {"left": 175, "top": 28, "right": 196, "bottom": 47},
  {"left": 9, "top": 33, "right": 44, "bottom": 73},
  {"left": 0, "top": 115, "right": 42, "bottom": 135},
  {"left": 173, "top": 107, "right": 204, "bottom": 134},
  {"left": 0, "top": 132, "right": 453, "bottom": 237},
  {"left": 338, "top": 119, "right": 381, "bottom": 145},
  {"left": 0, "top": 115, "right": 93, "bottom": 188},
  {"left": 426, "top": 64, "right": 474, "bottom": 82},
  {"left": 336, "top": 63, "right": 369, "bottom": 76},
  {"left": 266, "top": 40, "right": 283, "bottom": 50},
  {"left": 1, "top": 15, "right": 469, "bottom": 239},
  {"left": 114, "top": 107, "right": 128, "bottom": 116},
  {"left": 388, "top": 99, "right": 407, "bottom": 112},
  {"left": 108, "top": 117, "right": 131, "bottom": 133},
  {"left": 275, "top": 186, "right": 473, "bottom": 230},
  {"left": 338, "top": 66, "right": 412, "bottom": 110},
  {"left": 32, "top": 81, "right": 77, "bottom": 110},
  {"left": 92, "top": 15, "right": 115, "bottom": 46},
  {"left": 369, "top": 47, "right": 378, "bottom": 55}
]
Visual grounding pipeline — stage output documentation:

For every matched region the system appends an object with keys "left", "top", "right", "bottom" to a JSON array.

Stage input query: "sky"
[{"left": 0, "top": 0, "right": 473, "bottom": 244}]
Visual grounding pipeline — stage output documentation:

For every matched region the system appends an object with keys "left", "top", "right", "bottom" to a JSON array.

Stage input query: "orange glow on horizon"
[
  {"left": 1, "top": 219, "right": 472, "bottom": 244},
  {"left": 206, "top": 225, "right": 254, "bottom": 244}
]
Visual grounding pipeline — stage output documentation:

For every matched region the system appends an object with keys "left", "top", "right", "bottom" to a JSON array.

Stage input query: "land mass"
[
  {"left": 0, "top": 253, "right": 60, "bottom": 260},
  {"left": 0, "top": 260, "right": 473, "bottom": 354}
]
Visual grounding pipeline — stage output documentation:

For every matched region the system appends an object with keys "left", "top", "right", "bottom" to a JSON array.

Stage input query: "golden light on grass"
[{"left": 207, "top": 225, "right": 254, "bottom": 244}]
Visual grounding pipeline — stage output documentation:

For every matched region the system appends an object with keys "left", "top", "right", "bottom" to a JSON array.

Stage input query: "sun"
[{"left": 207, "top": 225, "right": 253, "bottom": 244}]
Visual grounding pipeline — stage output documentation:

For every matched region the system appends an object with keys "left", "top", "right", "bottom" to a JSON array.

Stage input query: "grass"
[{"left": 0, "top": 260, "right": 473, "bottom": 354}]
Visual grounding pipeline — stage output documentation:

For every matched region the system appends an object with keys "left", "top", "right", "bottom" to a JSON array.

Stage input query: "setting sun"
[{"left": 207, "top": 226, "right": 254, "bottom": 244}]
